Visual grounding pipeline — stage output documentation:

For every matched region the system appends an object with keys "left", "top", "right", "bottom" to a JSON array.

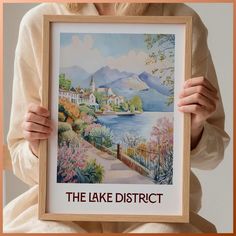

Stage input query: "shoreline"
[
  {"left": 95, "top": 111, "right": 143, "bottom": 116},
  {"left": 95, "top": 111, "right": 173, "bottom": 116}
]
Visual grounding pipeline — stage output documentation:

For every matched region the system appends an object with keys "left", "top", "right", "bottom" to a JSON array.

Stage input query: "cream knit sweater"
[{"left": 4, "top": 3, "right": 230, "bottom": 233}]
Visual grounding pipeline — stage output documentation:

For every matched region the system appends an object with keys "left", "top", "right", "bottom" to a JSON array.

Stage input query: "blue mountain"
[
  {"left": 60, "top": 66, "right": 90, "bottom": 88},
  {"left": 101, "top": 74, "right": 149, "bottom": 91},
  {"left": 92, "top": 66, "right": 132, "bottom": 87},
  {"left": 139, "top": 72, "right": 171, "bottom": 96},
  {"left": 59, "top": 65, "right": 173, "bottom": 112}
]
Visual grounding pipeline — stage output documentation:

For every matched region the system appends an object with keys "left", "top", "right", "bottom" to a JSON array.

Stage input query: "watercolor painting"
[{"left": 57, "top": 33, "right": 175, "bottom": 185}]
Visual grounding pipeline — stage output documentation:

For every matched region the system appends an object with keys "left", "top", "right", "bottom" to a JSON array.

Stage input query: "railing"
[
  {"left": 117, "top": 144, "right": 173, "bottom": 184},
  {"left": 86, "top": 136, "right": 153, "bottom": 176},
  {"left": 85, "top": 135, "right": 173, "bottom": 184},
  {"left": 122, "top": 145, "right": 160, "bottom": 169},
  {"left": 117, "top": 144, "right": 149, "bottom": 176}
]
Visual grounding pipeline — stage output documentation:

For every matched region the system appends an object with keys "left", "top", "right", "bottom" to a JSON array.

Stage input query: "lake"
[{"left": 97, "top": 112, "right": 173, "bottom": 144}]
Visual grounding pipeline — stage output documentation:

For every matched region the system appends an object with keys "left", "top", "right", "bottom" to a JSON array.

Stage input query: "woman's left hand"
[{"left": 178, "top": 76, "right": 219, "bottom": 149}]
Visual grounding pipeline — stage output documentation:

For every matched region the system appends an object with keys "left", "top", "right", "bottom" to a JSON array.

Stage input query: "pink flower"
[
  {"left": 81, "top": 114, "right": 94, "bottom": 124},
  {"left": 57, "top": 141, "right": 89, "bottom": 182},
  {"left": 84, "top": 123, "right": 102, "bottom": 136},
  {"left": 148, "top": 117, "right": 174, "bottom": 162}
]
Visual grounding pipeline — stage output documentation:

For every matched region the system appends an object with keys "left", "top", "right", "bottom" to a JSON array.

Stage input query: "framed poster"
[{"left": 39, "top": 15, "right": 192, "bottom": 223}]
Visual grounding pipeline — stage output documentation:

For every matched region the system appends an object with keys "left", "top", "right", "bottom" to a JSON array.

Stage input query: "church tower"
[{"left": 90, "top": 76, "right": 95, "bottom": 92}]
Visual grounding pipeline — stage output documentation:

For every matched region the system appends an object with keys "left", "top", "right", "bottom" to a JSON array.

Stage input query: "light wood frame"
[{"left": 39, "top": 15, "right": 192, "bottom": 223}]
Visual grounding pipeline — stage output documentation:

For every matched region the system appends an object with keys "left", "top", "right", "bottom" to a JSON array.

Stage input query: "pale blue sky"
[
  {"left": 60, "top": 33, "right": 175, "bottom": 74},
  {"left": 61, "top": 33, "right": 152, "bottom": 58}
]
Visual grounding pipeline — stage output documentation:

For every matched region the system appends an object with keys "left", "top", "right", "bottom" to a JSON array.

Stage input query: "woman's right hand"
[{"left": 22, "top": 103, "right": 53, "bottom": 157}]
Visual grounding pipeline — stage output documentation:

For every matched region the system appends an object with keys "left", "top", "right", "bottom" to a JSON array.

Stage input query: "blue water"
[{"left": 97, "top": 112, "right": 173, "bottom": 144}]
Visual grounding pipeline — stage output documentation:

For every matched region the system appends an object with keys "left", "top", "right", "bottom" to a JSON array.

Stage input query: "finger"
[
  {"left": 23, "top": 130, "right": 51, "bottom": 141},
  {"left": 179, "top": 85, "right": 219, "bottom": 100},
  {"left": 23, "top": 122, "right": 52, "bottom": 134},
  {"left": 178, "top": 104, "right": 209, "bottom": 116},
  {"left": 25, "top": 112, "right": 52, "bottom": 128},
  {"left": 184, "top": 77, "right": 217, "bottom": 93},
  {"left": 28, "top": 103, "right": 50, "bottom": 117},
  {"left": 178, "top": 93, "right": 216, "bottom": 111}
]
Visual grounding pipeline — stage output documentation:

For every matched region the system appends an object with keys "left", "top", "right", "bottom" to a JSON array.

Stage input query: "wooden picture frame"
[{"left": 39, "top": 15, "right": 192, "bottom": 223}]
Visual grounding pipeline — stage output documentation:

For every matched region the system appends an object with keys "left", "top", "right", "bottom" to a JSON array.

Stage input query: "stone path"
[{"left": 81, "top": 140, "right": 154, "bottom": 184}]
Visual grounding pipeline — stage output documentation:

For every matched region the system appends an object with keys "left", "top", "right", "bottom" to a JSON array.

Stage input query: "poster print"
[
  {"left": 58, "top": 33, "right": 174, "bottom": 185},
  {"left": 39, "top": 16, "right": 192, "bottom": 222}
]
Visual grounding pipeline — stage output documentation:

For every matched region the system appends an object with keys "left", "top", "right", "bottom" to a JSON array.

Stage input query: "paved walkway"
[{"left": 81, "top": 139, "right": 153, "bottom": 184}]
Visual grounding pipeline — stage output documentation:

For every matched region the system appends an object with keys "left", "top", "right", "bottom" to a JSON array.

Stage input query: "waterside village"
[{"left": 59, "top": 76, "right": 140, "bottom": 116}]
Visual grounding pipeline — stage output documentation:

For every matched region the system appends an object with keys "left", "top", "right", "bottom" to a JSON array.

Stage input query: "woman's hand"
[
  {"left": 22, "top": 103, "right": 53, "bottom": 157},
  {"left": 178, "top": 77, "right": 219, "bottom": 149}
]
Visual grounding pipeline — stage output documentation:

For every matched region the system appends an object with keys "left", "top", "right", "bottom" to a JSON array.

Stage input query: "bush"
[
  {"left": 79, "top": 105, "right": 96, "bottom": 117},
  {"left": 121, "top": 132, "right": 145, "bottom": 148},
  {"left": 84, "top": 123, "right": 102, "bottom": 137},
  {"left": 72, "top": 119, "right": 88, "bottom": 135},
  {"left": 126, "top": 147, "right": 135, "bottom": 158},
  {"left": 136, "top": 143, "right": 147, "bottom": 159},
  {"left": 59, "top": 130, "right": 80, "bottom": 146},
  {"left": 81, "top": 159, "right": 104, "bottom": 183},
  {"left": 58, "top": 112, "right": 66, "bottom": 122},
  {"left": 88, "top": 126, "right": 113, "bottom": 148},
  {"left": 57, "top": 144, "right": 105, "bottom": 183},
  {"left": 57, "top": 142, "right": 87, "bottom": 183},
  {"left": 80, "top": 113, "right": 95, "bottom": 125},
  {"left": 58, "top": 122, "right": 72, "bottom": 134},
  {"left": 59, "top": 98, "right": 80, "bottom": 121},
  {"left": 148, "top": 117, "right": 174, "bottom": 184}
]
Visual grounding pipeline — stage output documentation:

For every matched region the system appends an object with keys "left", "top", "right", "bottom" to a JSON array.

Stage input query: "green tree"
[
  {"left": 121, "top": 102, "right": 129, "bottom": 111},
  {"left": 163, "top": 76, "right": 174, "bottom": 106},
  {"left": 58, "top": 104, "right": 69, "bottom": 122},
  {"left": 129, "top": 96, "right": 143, "bottom": 111},
  {"left": 144, "top": 34, "right": 175, "bottom": 106},
  {"left": 129, "top": 104, "right": 135, "bottom": 113},
  {"left": 94, "top": 91, "right": 106, "bottom": 106},
  {"left": 59, "top": 73, "right": 71, "bottom": 91}
]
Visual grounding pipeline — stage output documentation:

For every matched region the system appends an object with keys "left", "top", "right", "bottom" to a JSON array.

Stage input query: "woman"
[{"left": 4, "top": 3, "right": 230, "bottom": 233}]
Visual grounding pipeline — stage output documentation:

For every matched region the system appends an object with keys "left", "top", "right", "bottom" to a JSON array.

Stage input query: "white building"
[
  {"left": 107, "top": 95, "right": 125, "bottom": 106},
  {"left": 59, "top": 76, "right": 125, "bottom": 110},
  {"left": 59, "top": 89, "right": 99, "bottom": 110}
]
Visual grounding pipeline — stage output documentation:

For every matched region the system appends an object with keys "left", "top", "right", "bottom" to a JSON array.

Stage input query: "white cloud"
[
  {"left": 61, "top": 35, "right": 173, "bottom": 74},
  {"left": 107, "top": 50, "right": 153, "bottom": 74},
  {"left": 60, "top": 35, "right": 106, "bottom": 73},
  {"left": 60, "top": 35, "right": 172, "bottom": 75}
]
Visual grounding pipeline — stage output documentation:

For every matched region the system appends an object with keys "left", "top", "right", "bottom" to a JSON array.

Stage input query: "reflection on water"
[{"left": 97, "top": 112, "right": 173, "bottom": 143}]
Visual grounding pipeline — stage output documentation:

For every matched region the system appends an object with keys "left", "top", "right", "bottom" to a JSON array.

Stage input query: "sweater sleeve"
[
  {"left": 189, "top": 11, "right": 230, "bottom": 169},
  {"left": 162, "top": 3, "right": 230, "bottom": 169},
  {"left": 7, "top": 12, "right": 42, "bottom": 186},
  {"left": 190, "top": 53, "right": 230, "bottom": 170}
]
